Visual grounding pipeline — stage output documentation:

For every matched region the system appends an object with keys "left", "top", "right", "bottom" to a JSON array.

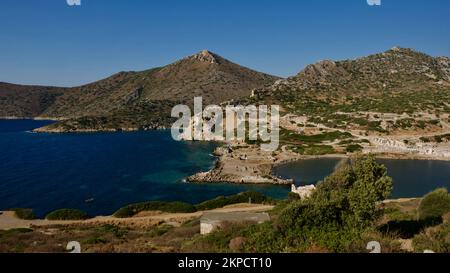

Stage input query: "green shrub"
[
  {"left": 196, "top": 156, "right": 395, "bottom": 253},
  {"left": 113, "top": 192, "right": 271, "bottom": 218},
  {"left": 9, "top": 208, "right": 35, "bottom": 220},
  {"left": 291, "top": 144, "right": 336, "bottom": 155},
  {"left": 281, "top": 129, "right": 352, "bottom": 144},
  {"left": 45, "top": 209, "right": 90, "bottom": 220},
  {"left": 195, "top": 192, "right": 270, "bottom": 211},
  {"left": 113, "top": 201, "right": 196, "bottom": 218},
  {"left": 384, "top": 207, "right": 415, "bottom": 222},
  {"left": 418, "top": 188, "right": 450, "bottom": 220},
  {"left": 272, "top": 155, "right": 393, "bottom": 251},
  {"left": 84, "top": 237, "right": 108, "bottom": 245},
  {"left": 147, "top": 225, "right": 173, "bottom": 237},
  {"left": 346, "top": 144, "right": 363, "bottom": 153}
]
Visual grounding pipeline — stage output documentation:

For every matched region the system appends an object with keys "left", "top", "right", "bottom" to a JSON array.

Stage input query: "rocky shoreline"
[
  {"left": 32, "top": 123, "right": 169, "bottom": 133},
  {"left": 32, "top": 127, "right": 141, "bottom": 133},
  {"left": 186, "top": 143, "right": 450, "bottom": 186},
  {"left": 186, "top": 169, "right": 293, "bottom": 185},
  {"left": 0, "top": 116, "right": 66, "bottom": 121},
  {"left": 364, "top": 152, "right": 450, "bottom": 162},
  {"left": 187, "top": 144, "right": 299, "bottom": 185}
]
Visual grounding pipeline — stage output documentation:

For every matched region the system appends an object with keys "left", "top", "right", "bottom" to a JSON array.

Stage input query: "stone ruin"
[{"left": 291, "top": 184, "right": 316, "bottom": 199}]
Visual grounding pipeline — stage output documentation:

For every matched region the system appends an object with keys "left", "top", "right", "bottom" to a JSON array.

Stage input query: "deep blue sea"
[
  {"left": 0, "top": 120, "right": 289, "bottom": 217},
  {"left": 1, "top": 120, "right": 449, "bottom": 218}
]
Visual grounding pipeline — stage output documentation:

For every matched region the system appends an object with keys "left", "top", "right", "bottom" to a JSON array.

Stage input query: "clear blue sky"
[{"left": 0, "top": 0, "right": 449, "bottom": 87}]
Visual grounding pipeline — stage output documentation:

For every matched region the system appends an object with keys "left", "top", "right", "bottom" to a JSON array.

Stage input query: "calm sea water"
[
  {"left": 273, "top": 157, "right": 450, "bottom": 199},
  {"left": 1, "top": 120, "right": 449, "bottom": 217},
  {"left": 0, "top": 120, "right": 289, "bottom": 217}
]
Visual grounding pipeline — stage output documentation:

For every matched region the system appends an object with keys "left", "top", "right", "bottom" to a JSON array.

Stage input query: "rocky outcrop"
[
  {"left": 192, "top": 50, "right": 219, "bottom": 64},
  {"left": 437, "top": 56, "right": 450, "bottom": 82},
  {"left": 291, "top": 184, "right": 316, "bottom": 199},
  {"left": 295, "top": 60, "right": 350, "bottom": 84},
  {"left": 187, "top": 169, "right": 293, "bottom": 185},
  {"left": 187, "top": 145, "right": 294, "bottom": 185}
]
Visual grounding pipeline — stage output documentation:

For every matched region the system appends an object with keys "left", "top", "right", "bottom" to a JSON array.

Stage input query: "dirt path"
[{"left": 0, "top": 204, "right": 274, "bottom": 230}]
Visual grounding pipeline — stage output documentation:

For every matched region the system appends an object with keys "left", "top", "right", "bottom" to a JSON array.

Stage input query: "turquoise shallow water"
[
  {"left": 0, "top": 120, "right": 289, "bottom": 217},
  {"left": 273, "top": 157, "right": 450, "bottom": 199}
]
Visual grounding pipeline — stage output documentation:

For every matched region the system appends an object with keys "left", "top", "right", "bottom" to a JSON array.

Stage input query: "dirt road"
[{"left": 0, "top": 204, "right": 274, "bottom": 230}]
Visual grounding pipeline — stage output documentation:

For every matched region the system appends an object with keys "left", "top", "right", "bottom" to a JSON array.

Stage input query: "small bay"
[
  {"left": 0, "top": 120, "right": 288, "bottom": 217},
  {"left": 273, "top": 157, "right": 450, "bottom": 199}
]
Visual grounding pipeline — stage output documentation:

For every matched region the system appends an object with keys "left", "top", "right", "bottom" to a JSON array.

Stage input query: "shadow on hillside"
[{"left": 379, "top": 217, "right": 443, "bottom": 239}]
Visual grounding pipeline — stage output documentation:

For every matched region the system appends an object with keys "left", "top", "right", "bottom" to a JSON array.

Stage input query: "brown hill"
[
  {"left": 0, "top": 82, "right": 66, "bottom": 118},
  {"left": 0, "top": 50, "right": 279, "bottom": 131},
  {"left": 254, "top": 47, "right": 450, "bottom": 115}
]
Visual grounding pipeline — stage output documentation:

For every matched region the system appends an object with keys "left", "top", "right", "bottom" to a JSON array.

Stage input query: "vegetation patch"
[
  {"left": 413, "top": 222, "right": 450, "bottom": 253},
  {"left": 345, "top": 144, "right": 363, "bottom": 153},
  {"left": 147, "top": 225, "right": 173, "bottom": 238},
  {"left": 45, "top": 209, "right": 91, "bottom": 220},
  {"left": 113, "top": 201, "right": 196, "bottom": 218},
  {"left": 83, "top": 236, "right": 108, "bottom": 245},
  {"left": 94, "top": 224, "right": 129, "bottom": 238},
  {"left": 338, "top": 139, "right": 370, "bottom": 145},
  {"left": 114, "top": 192, "right": 272, "bottom": 218},
  {"left": 9, "top": 208, "right": 35, "bottom": 220},
  {"left": 195, "top": 192, "right": 271, "bottom": 211},
  {"left": 280, "top": 129, "right": 352, "bottom": 144},
  {"left": 420, "top": 134, "right": 450, "bottom": 143},
  {"left": 192, "top": 156, "right": 395, "bottom": 253},
  {"left": 418, "top": 188, "right": 450, "bottom": 221},
  {"left": 291, "top": 144, "right": 336, "bottom": 155}
]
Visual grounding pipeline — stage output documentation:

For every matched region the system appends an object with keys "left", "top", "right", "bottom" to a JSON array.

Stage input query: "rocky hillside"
[
  {"left": 0, "top": 50, "right": 279, "bottom": 131},
  {"left": 271, "top": 47, "right": 450, "bottom": 93},
  {"left": 244, "top": 47, "right": 450, "bottom": 158},
  {"left": 251, "top": 47, "right": 450, "bottom": 116},
  {"left": 0, "top": 82, "right": 67, "bottom": 118},
  {"left": 2, "top": 47, "right": 449, "bottom": 133}
]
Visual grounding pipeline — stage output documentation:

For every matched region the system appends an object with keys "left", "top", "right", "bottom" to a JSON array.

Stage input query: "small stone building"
[
  {"left": 291, "top": 184, "right": 316, "bottom": 199},
  {"left": 200, "top": 212, "right": 270, "bottom": 235}
]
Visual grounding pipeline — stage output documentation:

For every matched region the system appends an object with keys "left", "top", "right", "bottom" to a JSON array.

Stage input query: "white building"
[{"left": 291, "top": 184, "right": 316, "bottom": 199}]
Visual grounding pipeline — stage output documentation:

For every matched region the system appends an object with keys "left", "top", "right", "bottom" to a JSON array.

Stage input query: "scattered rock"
[{"left": 229, "top": 237, "right": 247, "bottom": 251}]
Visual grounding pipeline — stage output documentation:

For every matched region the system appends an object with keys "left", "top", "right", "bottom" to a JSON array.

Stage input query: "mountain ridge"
[
  {"left": 267, "top": 47, "right": 450, "bottom": 93},
  {"left": 1, "top": 47, "right": 449, "bottom": 132},
  {"left": 0, "top": 50, "right": 279, "bottom": 120}
]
